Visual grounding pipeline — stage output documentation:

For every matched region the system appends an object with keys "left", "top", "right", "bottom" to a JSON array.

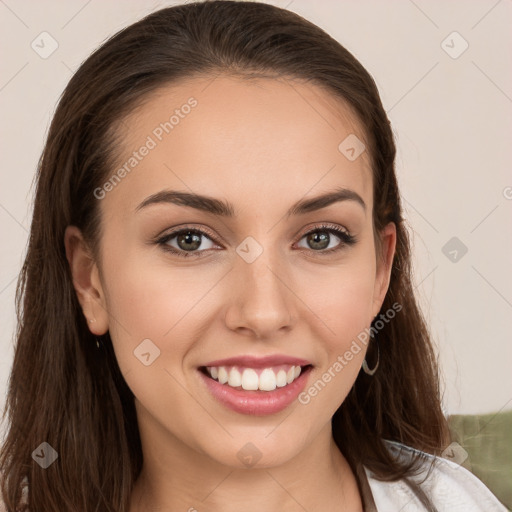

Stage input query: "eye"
[
  {"left": 156, "top": 226, "right": 219, "bottom": 258},
  {"left": 155, "top": 222, "right": 357, "bottom": 259},
  {"left": 296, "top": 223, "right": 357, "bottom": 254}
]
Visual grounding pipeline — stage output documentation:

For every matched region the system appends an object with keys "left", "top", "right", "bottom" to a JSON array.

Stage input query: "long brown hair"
[{"left": 0, "top": 1, "right": 450, "bottom": 510}]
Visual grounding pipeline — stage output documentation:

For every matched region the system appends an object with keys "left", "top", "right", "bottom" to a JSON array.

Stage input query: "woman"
[{"left": 0, "top": 1, "right": 506, "bottom": 511}]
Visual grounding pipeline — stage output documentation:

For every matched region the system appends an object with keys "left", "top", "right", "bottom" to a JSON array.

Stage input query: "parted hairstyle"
[{"left": 0, "top": 1, "right": 450, "bottom": 510}]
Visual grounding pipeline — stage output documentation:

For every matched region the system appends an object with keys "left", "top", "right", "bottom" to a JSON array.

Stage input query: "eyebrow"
[{"left": 135, "top": 186, "right": 366, "bottom": 217}]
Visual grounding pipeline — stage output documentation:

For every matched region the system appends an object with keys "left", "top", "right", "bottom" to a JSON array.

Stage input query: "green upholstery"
[{"left": 447, "top": 409, "right": 512, "bottom": 511}]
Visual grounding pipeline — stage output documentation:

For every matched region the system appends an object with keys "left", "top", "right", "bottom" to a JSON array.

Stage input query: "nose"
[{"left": 224, "top": 248, "right": 295, "bottom": 339}]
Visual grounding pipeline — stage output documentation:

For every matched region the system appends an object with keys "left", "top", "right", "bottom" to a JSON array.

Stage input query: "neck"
[{"left": 129, "top": 406, "right": 363, "bottom": 512}]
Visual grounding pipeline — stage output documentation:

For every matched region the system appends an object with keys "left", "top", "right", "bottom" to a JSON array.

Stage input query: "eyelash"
[{"left": 155, "top": 223, "right": 357, "bottom": 259}]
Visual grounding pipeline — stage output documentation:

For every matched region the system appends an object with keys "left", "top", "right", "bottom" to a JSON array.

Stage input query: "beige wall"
[{"left": 0, "top": 0, "right": 511, "bottom": 419}]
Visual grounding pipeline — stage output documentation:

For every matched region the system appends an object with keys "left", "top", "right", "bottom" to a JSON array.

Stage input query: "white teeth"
[
  {"left": 218, "top": 367, "right": 228, "bottom": 384},
  {"left": 276, "top": 369, "right": 287, "bottom": 387},
  {"left": 258, "top": 368, "right": 277, "bottom": 391},
  {"left": 241, "top": 368, "right": 259, "bottom": 390},
  {"left": 205, "top": 365, "right": 306, "bottom": 391},
  {"left": 228, "top": 368, "right": 242, "bottom": 387}
]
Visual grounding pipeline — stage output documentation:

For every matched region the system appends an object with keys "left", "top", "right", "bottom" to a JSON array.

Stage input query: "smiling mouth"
[{"left": 199, "top": 364, "right": 313, "bottom": 392}]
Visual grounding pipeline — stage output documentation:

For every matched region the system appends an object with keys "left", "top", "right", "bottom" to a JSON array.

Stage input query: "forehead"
[{"left": 105, "top": 74, "right": 373, "bottom": 217}]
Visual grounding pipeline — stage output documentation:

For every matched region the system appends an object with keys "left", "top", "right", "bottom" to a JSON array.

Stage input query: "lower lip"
[{"left": 198, "top": 367, "right": 312, "bottom": 416}]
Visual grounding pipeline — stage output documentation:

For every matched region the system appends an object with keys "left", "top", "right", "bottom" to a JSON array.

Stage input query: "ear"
[
  {"left": 371, "top": 222, "right": 397, "bottom": 318},
  {"left": 64, "top": 225, "right": 109, "bottom": 335}
]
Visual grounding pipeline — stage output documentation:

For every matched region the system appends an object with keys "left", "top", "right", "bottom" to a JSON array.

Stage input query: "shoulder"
[{"left": 363, "top": 439, "right": 508, "bottom": 512}]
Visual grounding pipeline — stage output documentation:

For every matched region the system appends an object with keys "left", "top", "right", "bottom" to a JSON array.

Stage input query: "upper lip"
[{"left": 202, "top": 354, "right": 312, "bottom": 368}]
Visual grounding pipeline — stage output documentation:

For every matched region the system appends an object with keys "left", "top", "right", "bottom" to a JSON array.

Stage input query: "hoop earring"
[{"left": 362, "top": 339, "right": 379, "bottom": 376}]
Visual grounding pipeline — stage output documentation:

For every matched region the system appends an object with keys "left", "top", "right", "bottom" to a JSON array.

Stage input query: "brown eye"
[
  {"left": 175, "top": 231, "right": 203, "bottom": 251},
  {"left": 157, "top": 227, "right": 218, "bottom": 258},
  {"left": 305, "top": 231, "right": 331, "bottom": 250},
  {"left": 296, "top": 224, "right": 357, "bottom": 254}
]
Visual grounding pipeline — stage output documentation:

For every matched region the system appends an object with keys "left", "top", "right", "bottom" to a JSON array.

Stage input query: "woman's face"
[{"left": 69, "top": 75, "right": 395, "bottom": 469}]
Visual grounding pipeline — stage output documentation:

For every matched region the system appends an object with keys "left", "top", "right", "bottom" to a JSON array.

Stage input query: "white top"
[
  {"left": 0, "top": 440, "right": 507, "bottom": 511},
  {"left": 362, "top": 440, "right": 508, "bottom": 511}
]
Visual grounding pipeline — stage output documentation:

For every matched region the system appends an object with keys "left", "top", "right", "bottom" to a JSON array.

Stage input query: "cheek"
[
  {"left": 294, "top": 266, "right": 375, "bottom": 417},
  {"left": 103, "top": 261, "right": 211, "bottom": 361},
  {"left": 294, "top": 254, "right": 376, "bottom": 340},
  {"left": 100, "top": 249, "right": 217, "bottom": 434},
  {"left": 293, "top": 254, "right": 376, "bottom": 399},
  {"left": 306, "top": 281, "right": 372, "bottom": 397}
]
